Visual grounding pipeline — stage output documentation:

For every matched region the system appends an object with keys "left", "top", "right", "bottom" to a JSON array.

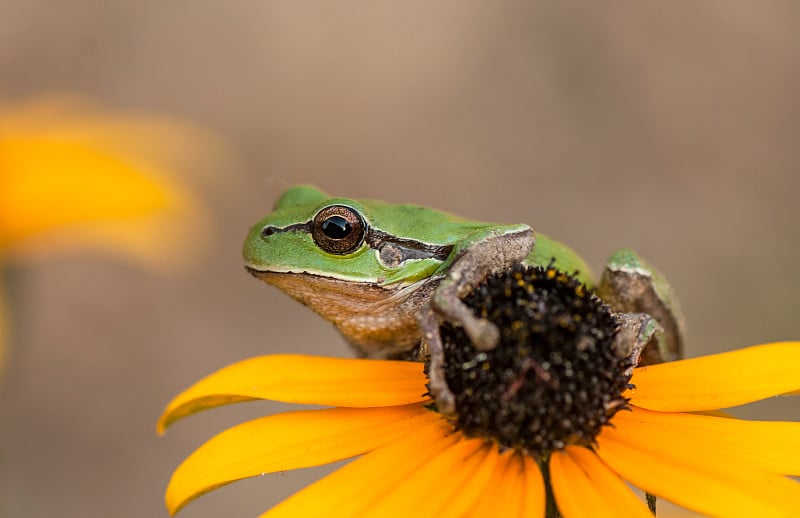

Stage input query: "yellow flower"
[
  {"left": 159, "top": 342, "right": 800, "bottom": 517},
  {"left": 0, "top": 94, "right": 223, "bottom": 369}
]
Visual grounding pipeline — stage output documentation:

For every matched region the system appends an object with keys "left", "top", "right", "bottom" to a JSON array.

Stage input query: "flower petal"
[
  {"left": 520, "top": 455, "right": 546, "bottom": 517},
  {"left": 466, "top": 451, "right": 527, "bottom": 518},
  {"left": 550, "top": 447, "right": 652, "bottom": 518},
  {"left": 596, "top": 417, "right": 800, "bottom": 517},
  {"left": 261, "top": 417, "right": 459, "bottom": 517},
  {"left": 612, "top": 407, "right": 800, "bottom": 475},
  {"left": 367, "top": 438, "right": 494, "bottom": 517},
  {"left": 628, "top": 342, "right": 800, "bottom": 411},
  {"left": 158, "top": 355, "right": 428, "bottom": 432},
  {"left": 437, "top": 444, "right": 503, "bottom": 517},
  {"left": 165, "top": 404, "right": 434, "bottom": 515}
]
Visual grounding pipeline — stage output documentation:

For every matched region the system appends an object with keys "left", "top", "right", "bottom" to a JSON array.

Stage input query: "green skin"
[{"left": 243, "top": 185, "right": 684, "bottom": 369}]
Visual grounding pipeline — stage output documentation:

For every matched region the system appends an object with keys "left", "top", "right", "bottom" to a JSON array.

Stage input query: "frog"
[{"left": 242, "top": 185, "right": 684, "bottom": 368}]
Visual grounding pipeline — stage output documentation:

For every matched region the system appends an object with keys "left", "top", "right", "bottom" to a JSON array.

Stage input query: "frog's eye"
[{"left": 311, "top": 205, "right": 367, "bottom": 255}]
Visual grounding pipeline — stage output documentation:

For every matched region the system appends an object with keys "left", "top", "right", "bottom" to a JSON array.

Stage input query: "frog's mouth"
[
  {"left": 244, "top": 265, "right": 271, "bottom": 280},
  {"left": 244, "top": 265, "right": 382, "bottom": 286},
  {"left": 244, "top": 265, "right": 430, "bottom": 300},
  {"left": 245, "top": 265, "right": 316, "bottom": 285}
]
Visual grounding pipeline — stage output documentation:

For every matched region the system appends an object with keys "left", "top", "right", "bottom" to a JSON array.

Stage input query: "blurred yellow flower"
[
  {"left": 0, "top": 94, "right": 225, "bottom": 370},
  {"left": 160, "top": 343, "right": 800, "bottom": 518}
]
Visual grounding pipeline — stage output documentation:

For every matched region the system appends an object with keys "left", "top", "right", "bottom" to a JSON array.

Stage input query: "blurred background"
[{"left": 1, "top": 2, "right": 798, "bottom": 517}]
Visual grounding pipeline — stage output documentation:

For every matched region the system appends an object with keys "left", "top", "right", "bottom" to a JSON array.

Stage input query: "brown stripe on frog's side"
[
  {"left": 366, "top": 229, "right": 454, "bottom": 268},
  {"left": 260, "top": 222, "right": 312, "bottom": 237}
]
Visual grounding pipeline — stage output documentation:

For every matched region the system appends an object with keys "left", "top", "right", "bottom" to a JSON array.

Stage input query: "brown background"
[{"left": 1, "top": 2, "right": 799, "bottom": 517}]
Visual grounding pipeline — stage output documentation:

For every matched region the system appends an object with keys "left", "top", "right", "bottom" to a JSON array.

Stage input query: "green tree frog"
[{"left": 243, "top": 185, "right": 684, "bottom": 365}]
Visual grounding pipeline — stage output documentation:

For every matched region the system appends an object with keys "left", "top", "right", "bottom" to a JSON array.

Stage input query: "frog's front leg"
[
  {"left": 418, "top": 304, "right": 456, "bottom": 415},
  {"left": 427, "top": 225, "right": 535, "bottom": 351},
  {"left": 599, "top": 248, "right": 685, "bottom": 364}
]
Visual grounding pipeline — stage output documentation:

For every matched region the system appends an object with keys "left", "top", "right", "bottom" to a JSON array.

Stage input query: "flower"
[
  {"left": 0, "top": 94, "right": 224, "bottom": 370},
  {"left": 161, "top": 265, "right": 800, "bottom": 517},
  {"left": 160, "top": 339, "right": 800, "bottom": 517}
]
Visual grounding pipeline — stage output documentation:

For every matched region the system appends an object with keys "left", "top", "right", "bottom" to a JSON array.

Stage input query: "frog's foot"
[
  {"left": 431, "top": 290, "right": 500, "bottom": 351},
  {"left": 612, "top": 312, "right": 667, "bottom": 373},
  {"left": 428, "top": 227, "right": 535, "bottom": 351},
  {"left": 459, "top": 312, "right": 500, "bottom": 351}
]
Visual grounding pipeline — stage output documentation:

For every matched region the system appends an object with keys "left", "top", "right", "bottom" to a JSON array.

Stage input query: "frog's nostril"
[{"left": 261, "top": 226, "right": 278, "bottom": 238}]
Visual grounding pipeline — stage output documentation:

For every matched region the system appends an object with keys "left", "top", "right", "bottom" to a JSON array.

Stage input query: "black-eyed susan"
[
  {"left": 160, "top": 267, "right": 800, "bottom": 517},
  {"left": 0, "top": 94, "right": 226, "bottom": 370}
]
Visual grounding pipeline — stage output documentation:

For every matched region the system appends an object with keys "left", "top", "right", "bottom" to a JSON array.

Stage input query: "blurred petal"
[
  {"left": 0, "top": 264, "right": 7, "bottom": 373},
  {"left": 550, "top": 447, "right": 652, "bottom": 518},
  {"left": 628, "top": 342, "right": 800, "bottom": 411},
  {"left": 158, "top": 355, "right": 428, "bottom": 432},
  {"left": 261, "top": 417, "right": 459, "bottom": 517},
  {"left": 166, "top": 404, "right": 436, "bottom": 515},
  {"left": 0, "top": 95, "right": 226, "bottom": 172},
  {"left": 611, "top": 407, "right": 800, "bottom": 475},
  {"left": 0, "top": 95, "right": 226, "bottom": 273},
  {"left": 597, "top": 416, "right": 800, "bottom": 517}
]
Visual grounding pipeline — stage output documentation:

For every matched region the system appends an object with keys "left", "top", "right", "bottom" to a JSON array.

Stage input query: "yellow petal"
[
  {"left": 628, "top": 342, "right": 800, "bottom": 411},
  {"left": 464, "top": 450, "right": 513, "bottom": 518},
  {"left": 158, "top": 355, "right": 428, "bottom": 432},
  {"left": 367, "top": 437, "right": 493, "bottom": 517},
  {"left": 596, "top": 419, "right": 800, "bottom": 517},
  {"left": 433, "top": 443, "right": 502, "bottom": 517},
  {"left": 166, "top": 404, "right": 435, "bottom": 515},
  {"left": 495, "top": 455, "right": 529, "bottom": 518},
  {"left": 520, "top": 454, "right": 546, "bottom": 517},
  {"left": 261, "top": 417, "right": 459, "bottom": 517},
  {"left": 611, "top": 407, "right": 800, "bottom": 475},
  {"left": 466, "top": 451, "right": 527, "bottom": 518},
  {"left": 550, "top": 447, "right": 652, "bottom": 518}
]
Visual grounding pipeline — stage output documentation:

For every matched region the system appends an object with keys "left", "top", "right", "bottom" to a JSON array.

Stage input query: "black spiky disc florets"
[{"left": 437, "top": 264, "right": 632, "bottom": 456}]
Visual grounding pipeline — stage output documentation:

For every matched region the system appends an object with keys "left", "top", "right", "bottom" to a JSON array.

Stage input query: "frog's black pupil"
[{"left": 321, "top": 216, "right": 351, "bottom": 239}]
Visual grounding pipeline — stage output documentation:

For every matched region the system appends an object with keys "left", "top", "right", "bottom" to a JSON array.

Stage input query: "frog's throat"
[{"left": 247, "top": 269, "right": 438, "bottom": 358}]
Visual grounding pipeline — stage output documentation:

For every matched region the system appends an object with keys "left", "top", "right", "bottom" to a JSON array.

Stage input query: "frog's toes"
[{"left": 466, "top": 317, "right": 500, "bottom": 351}]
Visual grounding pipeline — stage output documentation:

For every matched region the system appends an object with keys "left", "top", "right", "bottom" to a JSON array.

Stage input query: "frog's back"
[
  {"left": 526, "top": 234, "right": 594, "bottom": 287},
  {"left": 362, "top": 199, "right": 500, "bottom": 245},
  {"left": 356, "top": 197, "right": 594, "bottom": 285}
]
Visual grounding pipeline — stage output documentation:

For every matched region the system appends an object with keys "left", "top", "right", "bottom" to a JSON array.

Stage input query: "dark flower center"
[{"left": 434, "top": 264, "right": 632, "bottom": 457}]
